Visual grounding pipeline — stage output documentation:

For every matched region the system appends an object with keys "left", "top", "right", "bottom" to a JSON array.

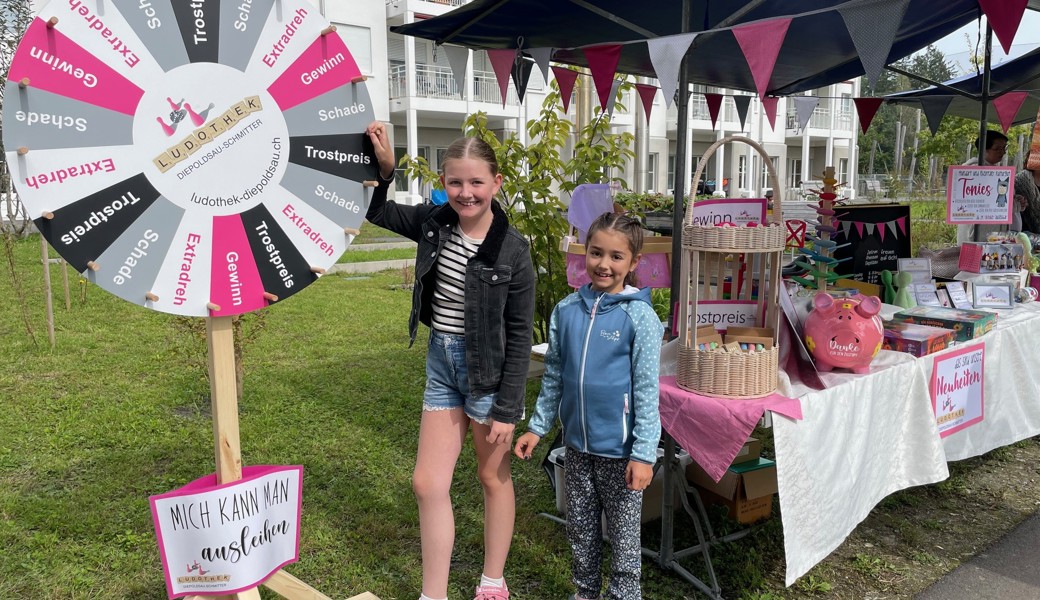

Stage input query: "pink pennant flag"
[
  {"left": 896, "top": 216, "right": 907, "bottom": 236},
  {"left": 993, "top": 91, "right": 1028, "bottom": 133},
  {"left": 732, "top": 18, "right": 792, "bottom": 100},
  {"left": 704, "top": 93, "right": 723, "bottom": 130},
  {"left": 979, "top": 0, "right": 1028, "bottom": 56},
  {"left": 552, "top": 66, "right": 579, "bottom": 114},
  {"left": 487, "top": 49, "right": 517, "bottom": 107},
  {"left": 877, "top": 221, "right": 886, "bottom": 243},
  {"left": 854, "top": 221, "right": 865, "bottom": 238},
  {"left": 853, "top": 98, "right": 885, "bottom": 134},
  {"left": 582, "top": 44, "right": 623, "bottom": 110},
  {"left": 636, "top": 84, "right": 658, "bottom": 124},
  {"left": 762, "top": 96, "right": 780, "bottom": 130}
]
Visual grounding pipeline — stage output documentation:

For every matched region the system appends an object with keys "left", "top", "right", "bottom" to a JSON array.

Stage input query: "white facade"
[{"left": 354, "top": 0, "right": 860, "bottom": 205}]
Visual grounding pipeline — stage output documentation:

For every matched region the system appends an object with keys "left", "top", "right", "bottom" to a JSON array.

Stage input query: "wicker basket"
[{"left": 676, "top": 136, "right": 784, "bottom": 398}]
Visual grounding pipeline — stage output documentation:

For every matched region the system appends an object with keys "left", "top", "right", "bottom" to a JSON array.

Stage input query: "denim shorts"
[{"left": 424, "top": 330, "right": 496, "bottom": 424}]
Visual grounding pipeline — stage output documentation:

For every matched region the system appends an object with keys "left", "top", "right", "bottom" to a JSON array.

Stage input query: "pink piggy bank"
[{"left": 803, "top": 293, "right": 883, "bottom": 374}]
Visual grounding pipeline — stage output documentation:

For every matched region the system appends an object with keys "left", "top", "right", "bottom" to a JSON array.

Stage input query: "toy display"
[
  {"left": 803, "top": 292, "right": 884, "bottom": 373},
  {"left": 882, "top": 321, "right": 956, "bottom": 357},
  {"left": 890, "top": 306, "right": 997, "bottom": 341}
]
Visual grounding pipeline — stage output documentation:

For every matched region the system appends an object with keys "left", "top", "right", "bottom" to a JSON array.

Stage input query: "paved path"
[{"left": 915, "top": 512, "right": 1040, "bottom": 599}]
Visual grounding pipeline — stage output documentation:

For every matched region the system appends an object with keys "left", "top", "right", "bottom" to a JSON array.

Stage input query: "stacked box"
[
  {"left": 890, "top": 306, "right": 997, "bottom": 342},
  {"left": 882, "top": 321, "right": 956, "bottom": 357},
  {"left": 687, "top": 457, "right": 777, "bottom": 525}
]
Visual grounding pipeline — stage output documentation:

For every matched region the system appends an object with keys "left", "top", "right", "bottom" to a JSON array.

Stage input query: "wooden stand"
[{"left": 194, "top": 316, "right": 379, "bottom": 600}]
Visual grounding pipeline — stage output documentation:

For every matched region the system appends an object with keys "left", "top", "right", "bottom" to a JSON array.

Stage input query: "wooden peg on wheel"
[
  {"left": 18, "top": 77, "right": 30, "bottom": 89},
  {"left": 263, "top": 291, "right": 279, "bottom": 302},
  {"left": 46, "top": 16, "right": 58, "bottom": 28},
  {"left": 352, "top": 75, "right": 367, "bottom": 84},
  {"left": 344, "top": 227, "right": 361, "bottom": 236},
  {"left": 310, "top": 266, "right": 326, "bottom": 274},
  {"left": 145, "top": 292, "right": 159, "bottom": 302},
  {"left": 206, "top": 302, "right": 221, "bottom": 312},
  {"left": 86, "top": 261, "right": 100, "bottom": 271},
  {"left": 17, "top": 147, "right": 29, "bottom": 155},
  {"left": 41, "top": 211, "right": 54, "bottom": 220},
  {"left": 362, "top": 180, "right": 378, "bottom": 188},
  {"left": 320, "top": 24, "right": 337, "bottom": 36}
]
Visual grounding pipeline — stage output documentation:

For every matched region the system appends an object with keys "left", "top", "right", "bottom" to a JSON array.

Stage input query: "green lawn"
[{"left": 337, "top": 246, "right": 416, "bottom": 264}]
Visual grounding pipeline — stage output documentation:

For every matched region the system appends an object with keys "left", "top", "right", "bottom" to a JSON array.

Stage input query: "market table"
[{"left": 658, "top": 300, "right": 1040, "bottom": 587}]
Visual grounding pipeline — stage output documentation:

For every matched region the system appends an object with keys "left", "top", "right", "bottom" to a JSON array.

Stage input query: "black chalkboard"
[{"left": 832, "top": 204, "right": 912, "bottom": 286}]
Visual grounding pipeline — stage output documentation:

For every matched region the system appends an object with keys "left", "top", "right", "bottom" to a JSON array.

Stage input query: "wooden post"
[
  {"left": 201, "top": 316, "right": 377, "bottom": 600},
  {"left": 60, "top": 259, "right": 71, "bottom": 310},
  {"left": 41, "top": 238, "right": 55, "bottom": 347}
]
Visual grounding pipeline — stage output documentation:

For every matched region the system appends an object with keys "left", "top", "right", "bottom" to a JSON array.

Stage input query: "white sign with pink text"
[
  {"left": 946, "top": 166, "right": 1014, "bottom": 225},
  {"left": 150, "top": 465, "right": 302, "bottom": 598},
  {"left": 689, "top": 198, "right": 769, "bottom": 227},
  {"left": 930, "top": 343, "right": 985, "bottom": 438}
]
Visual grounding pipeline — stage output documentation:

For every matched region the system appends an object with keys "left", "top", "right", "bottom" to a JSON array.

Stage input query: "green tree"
[{"left": 401, "top": 78, "right": 635, "bottom": 341}]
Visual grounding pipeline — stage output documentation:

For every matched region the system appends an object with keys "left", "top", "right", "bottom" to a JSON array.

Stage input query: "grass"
[
  {"left": 337, "top": 247, "right": 417, "bottom": 264},
  {"left": 351, "top": 223, "right": 406, "bottom": 244}
]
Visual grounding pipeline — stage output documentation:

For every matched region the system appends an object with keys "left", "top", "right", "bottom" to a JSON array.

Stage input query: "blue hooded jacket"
[{"left": 526, "top": 284, "right": 663, "bottom": 464}]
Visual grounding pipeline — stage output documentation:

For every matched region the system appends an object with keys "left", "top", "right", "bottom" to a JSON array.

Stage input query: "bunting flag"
[
  {"left": 920, "top": 96, "right": 953, "bottom": 135},
  {"left": 896, "top": 215, "right": 906, "bottom": 236},
  {"left": 582, "top": 44, "right": 623, "bottom": 110},
  {"left": 888, "top": 220, "right": 898, "bottom": 239},
  {"left": 605, "top": 80, "right": 624, "bottom": 119},
  {"left": 512, "top": 58, "right": 534, "bottom": 103},
  {"left": 865, "top": 223, "right": 875, "bottom": 236},
  {"left": 527, "top": 47, "right": 554, "bottom": 84},
  {"left": 733, "top": 95, "right": 752, "bottom": 131},
  {"left": 854, "top": 221, "right": 865, "bottom": 238},
  {"left": 842, "top": 220, "right": 853, "bottom": 238},
  {"left": 877, "top": 222, "right": 886, "bottom": 242},
  {"left": 636, "top": 83, "right": 658, "bottom": 124},
  {"left": 647, "top": 32, "right": 698, "bottom": 109},
  {"left": 762, "top": 96, "right": 780, "bottom": 130},
  {"left": 487, "top": 49, "right": 518, "bottom": 107},
  {"left": 993, "top": 91, "right": 1028, "bottom": 133},
  {"left": 551, "top": 66, "right": 579, "bottom": 113},
  {"left": 839, "top": 0, "right": 910, "bottom": 91},
  {"left": 853, "top": 97, "right": 885, "bottom": 133},
  {"left": 979, "top": 0, "right": 1028, "bottom": 56},
  {"left": 793, "top": 96, "right": 820, "bottom": 131},
  {"left": 732, "top": 18, "right": 791, "bottom": 100},
  {"left": 704, "top": 93, "right": 723, "bottom": 130},
  {"left": 443, "top": 45, "right": 470, "bottom": 100}
]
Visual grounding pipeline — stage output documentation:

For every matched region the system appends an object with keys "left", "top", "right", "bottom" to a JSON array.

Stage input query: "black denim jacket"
[{"left": 365, "top": 177, "right": 535, "bottom": 424}]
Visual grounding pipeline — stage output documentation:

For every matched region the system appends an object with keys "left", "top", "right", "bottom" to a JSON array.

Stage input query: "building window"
[
  {"left": 789, "top": 158, "right": 802, "bottom": 189},
  {"left": 667, "top": 154, "right": 675, "bottom": 191},
  {"left": 838, "top": 158, "right": 849, "bottom": 185},
  {"left": 335, "top": 23, "right": 372, "bottom": 74},
  {"left": 647, "top": 153, "right": 658, "bottom": 192},
  {"left": 395, "top": 146, "right": 429, "bottom": 191},
  {"left": 761, "top": 156, "right": 778, "bottom": 189},
  {"left": 738, "top": 155, "right": 747, "bottom": 189}
]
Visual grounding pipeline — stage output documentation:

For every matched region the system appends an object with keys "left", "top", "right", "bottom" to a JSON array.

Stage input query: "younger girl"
[
  {"left": 514, "top": 212, "right": 663, "bottom": 600},
  {"left": 365, "top": 122, "right": 535, "bottom": 600}
]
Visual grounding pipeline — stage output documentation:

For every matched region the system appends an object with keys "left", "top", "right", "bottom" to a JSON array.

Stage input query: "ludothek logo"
[
  {"left": 176, "top": 559, "right": 231, "bottom": 584},
  {"left": 152, "top": 95, "right": 263, "bottom": 173},
  {"left": 156, "top": 97, "right": 216, "bottom": 136}
]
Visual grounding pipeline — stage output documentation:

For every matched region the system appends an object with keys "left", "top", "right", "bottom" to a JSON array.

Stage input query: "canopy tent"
[
  {"left": 885, "top": 46, "right": 1040, "bottom": 128},
  {"left": 392, "top": 0, "right": 982, "bottom": 97}
]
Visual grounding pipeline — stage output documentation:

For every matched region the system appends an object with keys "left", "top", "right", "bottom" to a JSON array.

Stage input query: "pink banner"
[
  {"left": 487, "top": 49, "right": 517, "bottom": 107},
  {"left": 993, "top": 91, "right": 1028, "bottom": 134},
  {"left": 582, "top": 44, "right": 623, "bottom": 110},
  {"left": 268, "top": 34, "right": 362, "bottom": 111},
  {"left": 552, "top": 65, "right": 579, "bottom": 114},
  {"left": 210, "top": 215, "right": 266, "bottom": 315},
  {"left": 979, "top": 0, "right": 1028, "bottom": 56},
  {"left": 897, "top": 216, "right": 907, "bottom": 236},
  {"left": 704, "top": 93, "right": 723, "bottom": 130},
  {"left": 731, "top": 18, "right": 791, "bottom": 99},
  {"left": 8, "top": 17, "right": 144, "bottom": 115},
  {"left": 635, "top": 83, "right": 657, "bottom": 124},
  {"left": 854, "top": 221, "right": 865, "bottom": 238},
  {"left": 853, "top": 98, "right": 885, "bottom": 134},
  {"left": 762, "top": 96, "right": 779, "bottom": 130}
]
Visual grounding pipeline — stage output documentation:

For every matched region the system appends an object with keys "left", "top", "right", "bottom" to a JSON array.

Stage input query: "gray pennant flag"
[
  {"left": 888, "top": 220, "right": 898, "bottom": 239},
  {"left": 527, "top": 47, "right": 553, "bottom": 84},
  {"left": 920, "top": 97, "right": 953, "bottom": 135},
  {"left": 443, "top": 45, "right": 470, "bottom": 100},
  {"left": 793, "top": 96, "right": 820, "bottom": 131},
  {"left": 839, "top": 0, "right": 910, "bottom": 90},
  {"left": 647, "top": 32, "right": 697, "bottom": 109},
  {"left": 605, "top": 80, "right": 624, "bottom": 118},
  {"left": 865, "top": 223, "right": 876, "bottom": 236},
  {"left": 733, "top": 95, "right": 752, "bottom": 130},
  {"left": 842, "top": 220, "right": 853, "bottom": 237}
]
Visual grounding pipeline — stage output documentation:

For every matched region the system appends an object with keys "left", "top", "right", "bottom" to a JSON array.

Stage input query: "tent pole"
[{"left": 974, "top": 24, "right": 993, "bottom": 242}]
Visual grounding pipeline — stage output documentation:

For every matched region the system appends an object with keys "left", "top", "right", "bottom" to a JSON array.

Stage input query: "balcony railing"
[
  {"left": 389, "top": 63, "right": 520, "bottom": 106},
  {"left": 785, "top": 106, "right": 854, "bottom": 132}
]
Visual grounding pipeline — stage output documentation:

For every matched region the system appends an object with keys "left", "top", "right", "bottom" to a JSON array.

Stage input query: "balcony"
[
  {"left": 389, "top": 63, "right": 520, "bottom": 106},
  {"left": 785, "top": 107, "right": 854, "bottom": 133}
]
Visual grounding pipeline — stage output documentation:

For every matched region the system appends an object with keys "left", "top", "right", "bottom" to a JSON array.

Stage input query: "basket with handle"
[{"left": 676, "top": 135, "right": 785, "bottom": 398}]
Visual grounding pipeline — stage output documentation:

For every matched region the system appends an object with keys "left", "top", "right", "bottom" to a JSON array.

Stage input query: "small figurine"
[
  {"left": 892, "top": 271, "right": 917, "bottom": 309},
  {"left": 1018, "top": 232, "right": 1039, "bottom": 274},
  {"left": 880, "top": 270, "right": 896, "bottom": 304}
]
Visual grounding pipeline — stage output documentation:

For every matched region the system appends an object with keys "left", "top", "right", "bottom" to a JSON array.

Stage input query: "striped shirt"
[{"left": 431, "top": 226, "right": 483, "bottom": 334}]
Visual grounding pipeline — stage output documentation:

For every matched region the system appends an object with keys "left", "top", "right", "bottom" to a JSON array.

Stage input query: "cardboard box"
[
  {"left": 732, "top": 437, "right": 762, "bottom": 465},
  {"left": 548, "top": 447, "right": 688, "bottom": 523},
  {"left": 890, "top": 306, "right": 997, "bottom": 341},
  {"left": 958, "top": 242, "right": 1024, "bottom": 273},
  {"left": 882, "top": 321, "right": 956, "bottom": 357},
  {"left": 687, "top": 457, "right": 778, "bottom": 525}
]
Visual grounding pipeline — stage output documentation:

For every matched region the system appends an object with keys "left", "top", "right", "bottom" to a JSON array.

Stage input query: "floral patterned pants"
[{"left": 564, "top": 449, "right": 644, "bottom": 600}]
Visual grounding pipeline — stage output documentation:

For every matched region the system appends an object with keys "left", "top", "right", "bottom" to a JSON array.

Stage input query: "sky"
[{"left": 930, "top": 11, "right": 1040, "bottom": 76}]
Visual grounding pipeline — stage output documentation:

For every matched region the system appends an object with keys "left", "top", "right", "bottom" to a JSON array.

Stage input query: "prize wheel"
[{"left": 3, "top": 0, "right": 378, "bottom": 316}]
